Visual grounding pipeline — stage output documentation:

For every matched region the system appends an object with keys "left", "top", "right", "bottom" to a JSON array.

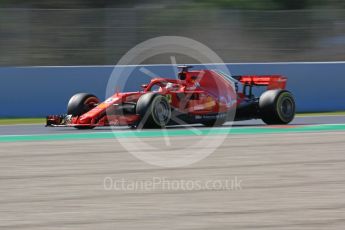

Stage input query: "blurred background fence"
[{"left": 1, "top": 5, "right": 345, "bottom": 66}]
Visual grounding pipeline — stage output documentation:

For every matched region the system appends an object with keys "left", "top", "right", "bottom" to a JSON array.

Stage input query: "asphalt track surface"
[
  {"left": 1, "top": 115, "right": 345, "bottom": 135},
  {"left": 1, "top": 115, "right": 345, "bottom": 229}
]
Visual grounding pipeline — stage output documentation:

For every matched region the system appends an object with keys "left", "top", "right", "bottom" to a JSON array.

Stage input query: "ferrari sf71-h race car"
[{"left": 46, "top": 66, "right": 295, "bottom": 129}]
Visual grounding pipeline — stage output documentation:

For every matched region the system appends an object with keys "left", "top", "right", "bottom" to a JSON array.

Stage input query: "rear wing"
[{"left": 233, "top": 75, "right": 287, "bottom": 90}]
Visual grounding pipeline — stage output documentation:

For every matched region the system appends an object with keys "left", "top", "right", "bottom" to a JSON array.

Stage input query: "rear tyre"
[
  {"left": 136, "top": 93, "right": 171, "bottom": 129},
  {"left": 67, "top": 93, "right": 100, "bottom": 129},
  {"left": 259, "top": 89, "right": 295, "bottom": 125}
]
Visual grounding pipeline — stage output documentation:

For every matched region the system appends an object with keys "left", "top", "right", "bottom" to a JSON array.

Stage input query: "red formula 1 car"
[{"left": 46, "top": 66, "right": 295, "bottom": 129}]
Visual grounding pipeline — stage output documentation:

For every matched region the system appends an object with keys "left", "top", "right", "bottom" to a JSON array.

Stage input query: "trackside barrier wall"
[{"left": 0, "top": 63, "right": 344, "bottom": 117}]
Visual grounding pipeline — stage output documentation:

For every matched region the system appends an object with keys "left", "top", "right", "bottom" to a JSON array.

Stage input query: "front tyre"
[
  {"left": 136, "top": 93, "right": 171, "bottom": 129},
  {"left": 67, "top": 93, "right": 100, "bottom": 129},
  {"left": 259, "top": 90, "right": 295, "bottom": 125}
]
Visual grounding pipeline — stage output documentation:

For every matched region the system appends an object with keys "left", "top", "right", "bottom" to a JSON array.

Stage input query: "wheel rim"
[
  {"left": 84, "top": 97, "right": 99, "bottom": 110},
  {"left": 279, "top": 97, "right": 294, "bottom": 120},
  {"left": 153, "top": 99, "right": 170, "bottom": 125}
]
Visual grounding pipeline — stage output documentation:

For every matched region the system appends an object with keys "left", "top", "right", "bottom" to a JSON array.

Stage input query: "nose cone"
[{"left": 78, "top": 116, "right": 92, "bottom": 124}]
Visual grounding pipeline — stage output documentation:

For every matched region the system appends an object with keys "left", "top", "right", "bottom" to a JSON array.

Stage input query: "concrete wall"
[{"left": 0, "top": 62, "right": 344, "bottom": 117}]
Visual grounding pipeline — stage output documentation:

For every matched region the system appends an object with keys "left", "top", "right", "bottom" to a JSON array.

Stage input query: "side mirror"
[{"left": 141, "top": 84, "right": 148, "bottom": 89}]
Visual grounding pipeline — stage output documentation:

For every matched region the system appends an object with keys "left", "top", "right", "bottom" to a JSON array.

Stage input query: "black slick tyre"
[
  {"left": 259, "top": 89, "right": 295, "bottom": 125},
  {"left": 136, "top": 93, "right": 171, "bottom": 129},
  {"left": 67, "top": 93, "right": 100, "bottom": 129}
]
